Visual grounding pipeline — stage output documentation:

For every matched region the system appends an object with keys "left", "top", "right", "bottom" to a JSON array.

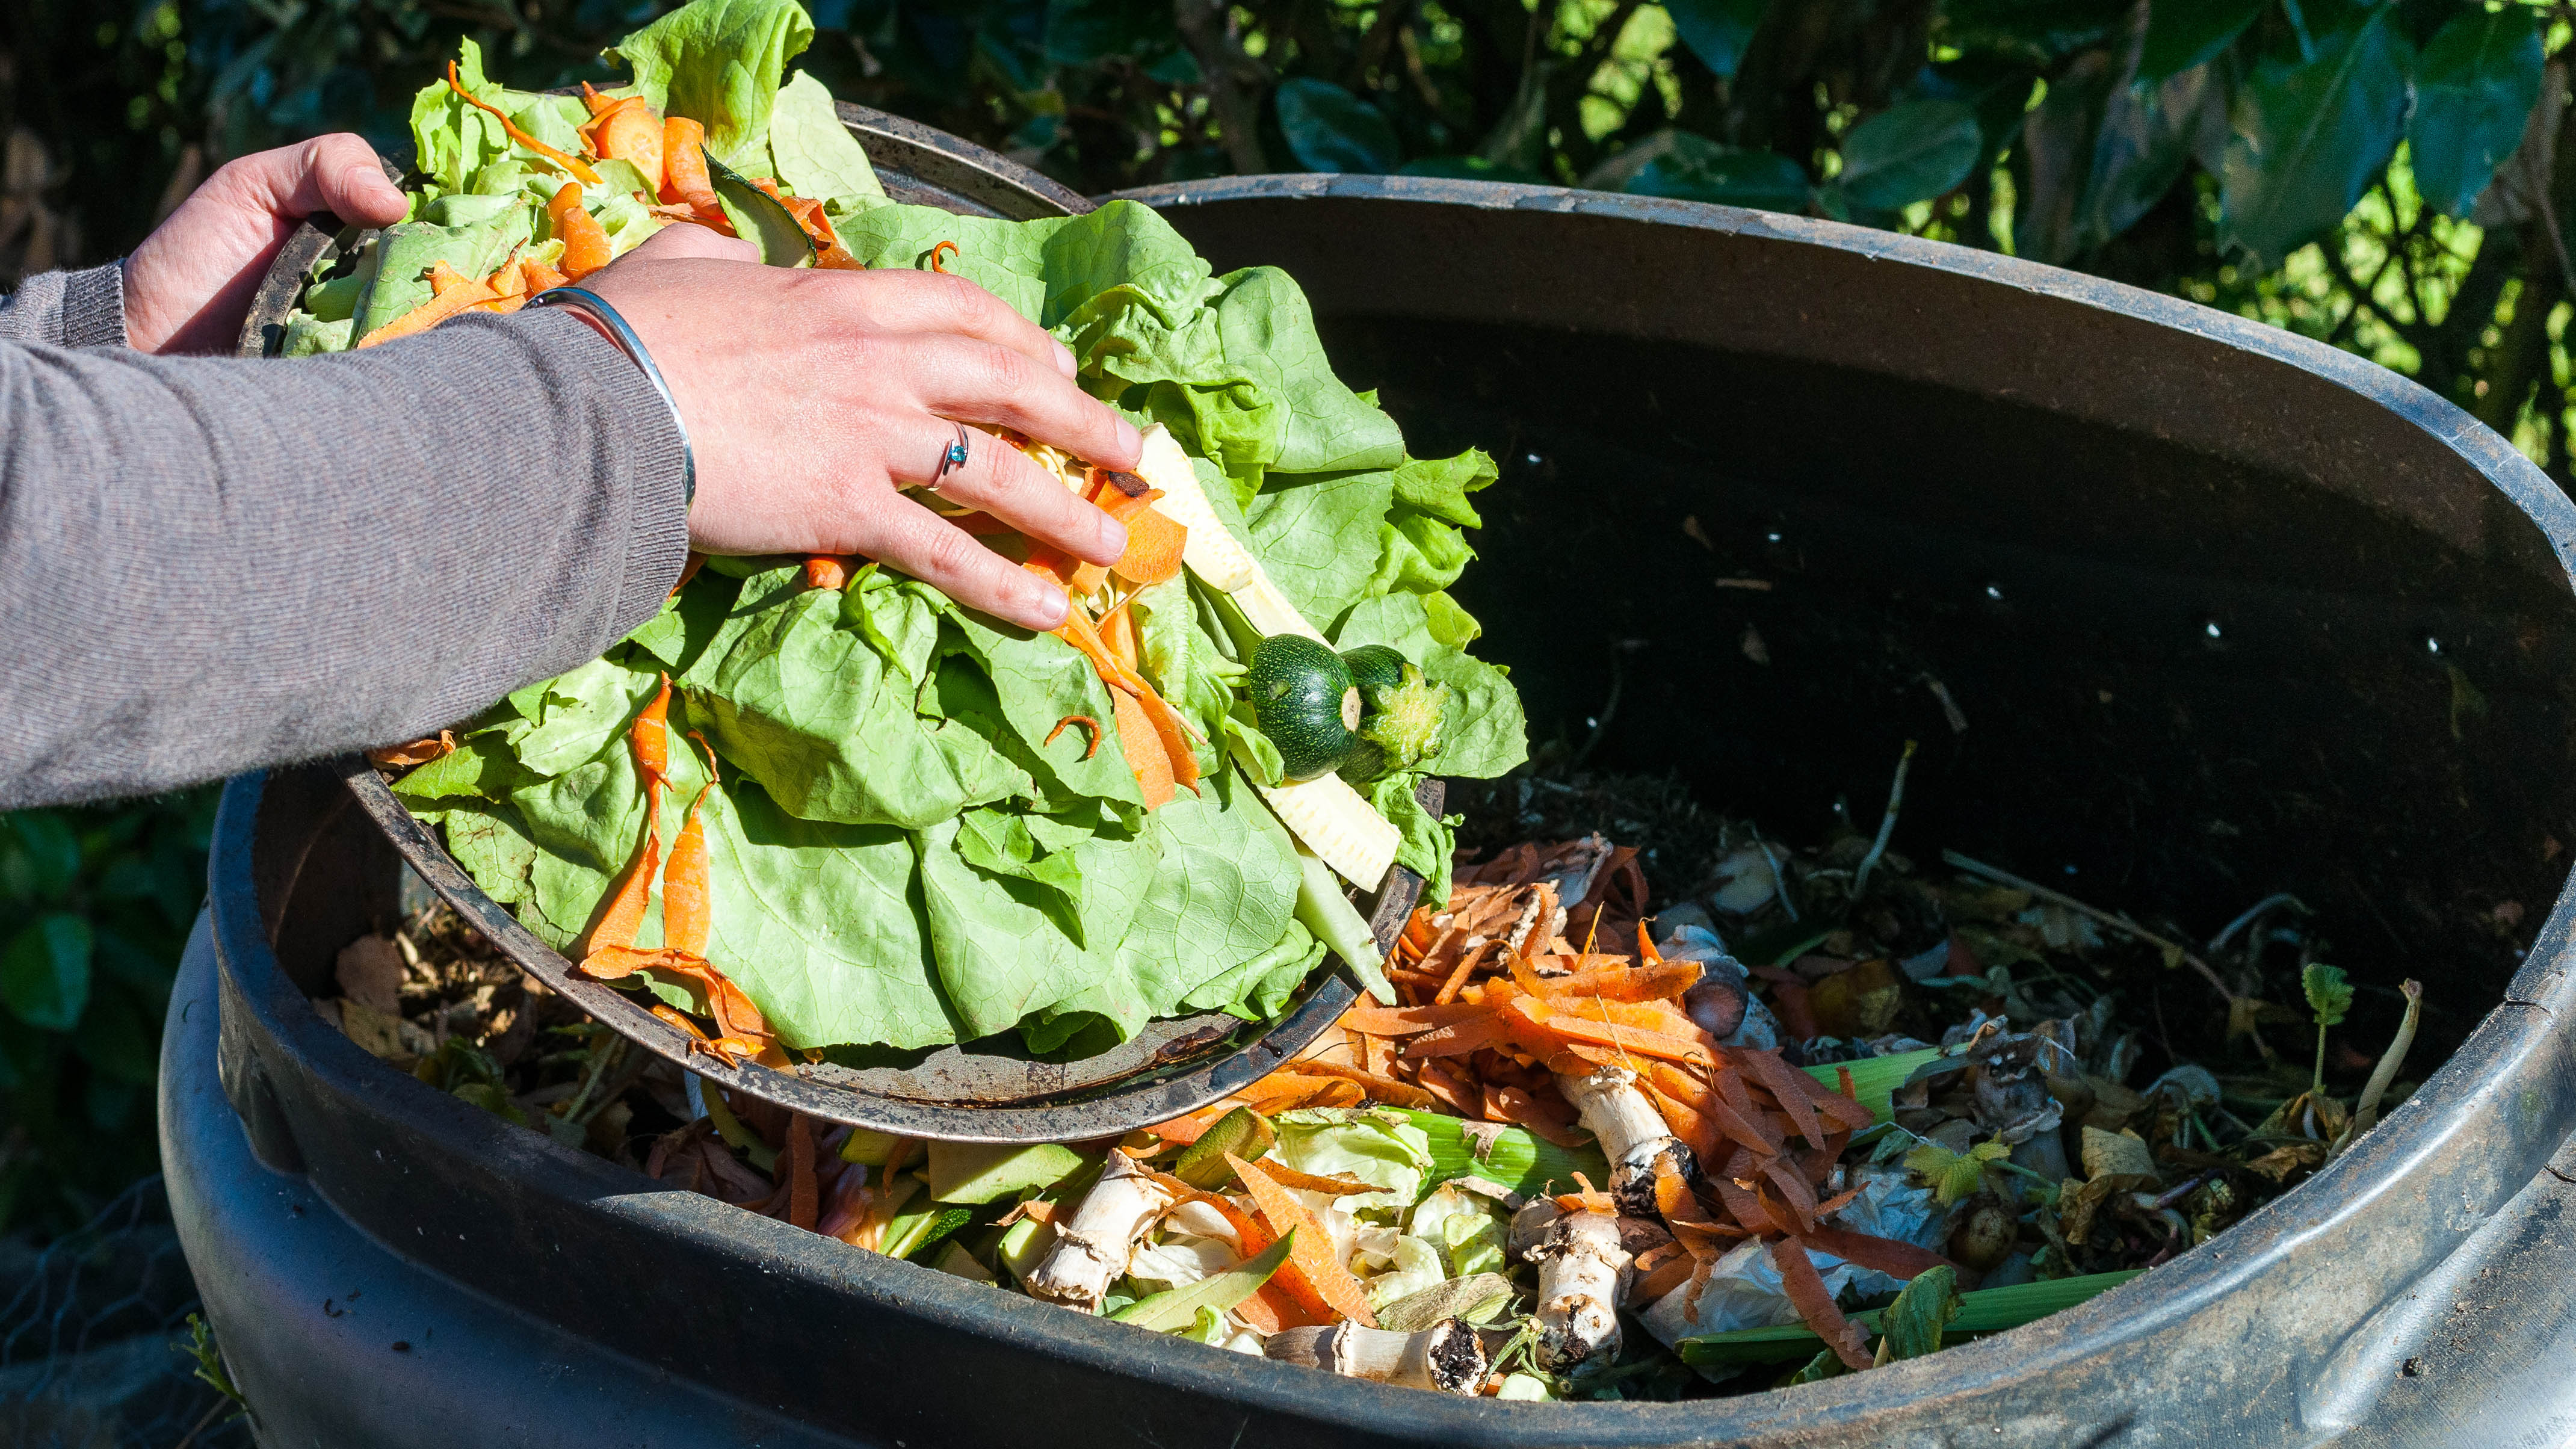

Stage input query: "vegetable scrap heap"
[
  {"left": 334, "top": 782, "right": 2427, "bottom": 1400},
  {"left": 341, "top": 0, "right": 1528, "bottom": 1061}
]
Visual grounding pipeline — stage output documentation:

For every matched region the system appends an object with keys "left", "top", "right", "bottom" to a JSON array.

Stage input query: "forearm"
[{"left": 0, "top": 309, "right": 688, "bottom": 808}]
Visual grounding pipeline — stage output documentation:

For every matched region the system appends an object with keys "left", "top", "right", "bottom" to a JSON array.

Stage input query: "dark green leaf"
[
  {"left": 2084, "top": 63, "right": 2229, "bottom": 243},
  {"left": 1275, "top": 78, "right": 1400, "bottom": 175},
  {"left": 2219, "top": 11, "right": 2414, "bottom": 266},
  {"left": 1045, "top": 0, "right": 1178, "bottom": 66},
  {"left": 2139, "top": 0, "right": 2269, "bottom": 84},
  {"left": 2, "top": 914, "right": 93, "bottom": 1031},
  {"left": 705, "top": 149, "right": 818, "bottom": 267},
  {"left": 1, "top": 811, "right": 81, "bottom": 903},
  {"left": 71, "top": 980, "right": 158, "bottom": 1085},
  {"left": 1836, "top": 100, "right": 1984, "bottom": 209},
  {"left": 2407, "top": 7, "right": 2543, "bottom": 218},
  {"left": 1940, "top": 0, "right": 2130, "bottom": 59},
  {"left": 1629, "top": 146, "right": 1811, "bottom": 211},
  {"left": 1397, "top": 155, "right": 1545, "bottom": 184},
  {"left": 1665, "top": 0, "right": 1771, "bottom": 79},
  {"left": 1877, "top": 1264, "right": 1963, "bottom": 1361}
]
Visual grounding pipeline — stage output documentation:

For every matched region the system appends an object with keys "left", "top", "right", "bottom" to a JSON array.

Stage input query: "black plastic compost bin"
[{"left": 165, "top": 120, "right": 2576, "bottom": 1447}]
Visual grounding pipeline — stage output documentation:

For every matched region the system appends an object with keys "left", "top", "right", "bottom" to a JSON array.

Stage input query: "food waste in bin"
[
  {"left": 334, "top": 791, "right": 2427, "bottom": 1400},
  {"left": 320, "top": 0, "right": 2430, "bottom": 1405}
]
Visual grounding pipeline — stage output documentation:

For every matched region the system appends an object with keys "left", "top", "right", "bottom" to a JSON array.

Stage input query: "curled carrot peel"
[
  {"left": 357, "top": 274, "right": 499, "bottom": 347},
  {"left": 547, "top": 182, "right": 613, "bottom": 280},
  {"left": 1045, "top": 714, "right": 1104, "bottom": 759},
  {"left": 446, "top": 62, "right": 601, "bottom": 185},
  {"left": 658, "top": 118, "right": 726, "bottom": 221},
  {"left": 1110, "top": 689, "right": 1175, "bottom": 809},
  {"left": 1227, "top": 1154, "right": 1378, "bottom": 1326},
  {"left": 927, "top": 240, "right": 959, "bottom": 273},
  {"left": 577, "top": 86, "right": 664, "bottom": 189}
]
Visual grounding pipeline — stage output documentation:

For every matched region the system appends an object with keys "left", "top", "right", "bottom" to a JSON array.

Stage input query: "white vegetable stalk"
[
  {"left": 1025, "top": 1152, "right": 1175, "bottom": 1312},
  {"left": 1132, "top": 422, "right": 1401, "bottom": 889},
  {"left": 1510, "top": 1199, "right": 1633, "bottom": 1371},
  {"left": 1555, "top": 1064, "right": 1694, "bottom": 1214},
  {"left": 1263, "top": 1318, "right": 1487, "bottom": 1394}
]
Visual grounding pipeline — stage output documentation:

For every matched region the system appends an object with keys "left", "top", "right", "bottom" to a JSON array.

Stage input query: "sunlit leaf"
[
  {"left": 2407, "top": 7, "right": 2544, "bottom": 218},
  {"left": 2, "top": 914, "right": 94, "bottom": 1032},
  {"left": 1276, "top": 78, "right": 1400, "bottom": 175},
  {"left": 2303, "top": 962, "right": 2353, "bottom": 1028},
  {"left": 2138, "top": 0, "right": 2267, "bottom": 85},
  {"left": 1665, "top": 0, "right": 1772, "bottom": 80},
  {"left": 1835, "top": 100, "right": 1983, "bottom": 210},
  {"left": 2219, "top": 11, "right": 2414, "bottom": 267}
]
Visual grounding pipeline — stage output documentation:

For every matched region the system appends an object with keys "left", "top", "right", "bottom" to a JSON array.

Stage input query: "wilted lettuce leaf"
[
  {"left": 607, "top": 0, "right": 814, "bottom": 169},
  {"left": 1246, "top": 469, "right": 1395, "bottom": 628},
  {"left": 770, "top": 70, "right": 884, "bottom": 217},
  {"left": 351, "top": 212, "right": 530, "bottom": 342}
]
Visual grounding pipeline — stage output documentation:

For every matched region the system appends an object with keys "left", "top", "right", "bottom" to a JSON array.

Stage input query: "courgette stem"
[{"left": 1294, "top": 846, "right": 1395, "bottom": 1004}]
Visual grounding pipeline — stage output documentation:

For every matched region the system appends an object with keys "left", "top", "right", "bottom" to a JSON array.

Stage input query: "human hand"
[
  {"left": 582, "top": 223, "right": 1143, "bottom": 631},
  {"left": 123, "top": 135, "right": 410, "bottom": 356}
]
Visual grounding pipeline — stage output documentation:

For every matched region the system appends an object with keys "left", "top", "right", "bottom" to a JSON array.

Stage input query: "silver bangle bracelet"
[{"left": 528, "top": 286, "right": 696, "bottom": 509}]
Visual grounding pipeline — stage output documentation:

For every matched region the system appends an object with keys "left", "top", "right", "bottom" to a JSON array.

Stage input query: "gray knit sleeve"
[
  {"left": 0, "top": 263, "right": 130, "bottom": 349},
  {"left": 0, "top": 307, "right": 688, "bottom": 808}
]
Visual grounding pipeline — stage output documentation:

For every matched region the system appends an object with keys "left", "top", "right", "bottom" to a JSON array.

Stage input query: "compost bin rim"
[{"left": 205, "top": 168, "right": 2576, "bottom": 1438}]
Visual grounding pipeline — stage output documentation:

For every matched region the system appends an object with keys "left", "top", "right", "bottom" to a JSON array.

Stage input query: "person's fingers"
[
  {"left": 907, "top": 334, "right": 1144, "bottom": 471},
  {"left": 853, "top": 270, "right": 1083, "bottom": 379},
  {"left": 217, "top": 134, "right": 407, "bottom": 226},
  {"left": 859, "top": 493, "right": 1070, "bottom": 630},
  {"left": 622, "top": 221, "right": 760, "bottom": 264},
  {"left": 895, "top": 423, "right": 1126, "bottom": 566}
]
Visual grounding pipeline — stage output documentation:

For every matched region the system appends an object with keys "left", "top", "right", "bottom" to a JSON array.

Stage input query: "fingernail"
[
  {"left": 1051, "top": 338, "right": 1078, "bottom": 378},
  {"left": 1116, "top": 417, "right": 1143, "bottom": 460},
  {"left": 1095, "top": 515, "right": 1128, "bottom": 563},
  {"left": 1023, "top": 580, "right": 1069, "bottom": 629}
]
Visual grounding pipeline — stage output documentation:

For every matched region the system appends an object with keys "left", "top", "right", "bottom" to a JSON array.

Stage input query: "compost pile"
[
  {"left": 330, "top": 788, "right": 2424, "bottom": 1400},
  {"left": 337, "top": 0, "right": 1526, "bottom": 1064}
]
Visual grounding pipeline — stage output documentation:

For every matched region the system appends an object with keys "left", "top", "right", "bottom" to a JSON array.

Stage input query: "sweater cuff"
[
  {"left": 521, "top": 307, "right": 692, "bottom": 637},
  {"left": 0, "top": 263, "right": 128, "bottom": 349},
  {"left": 61, "top": 264, "right": 128, "bottom": 349}
]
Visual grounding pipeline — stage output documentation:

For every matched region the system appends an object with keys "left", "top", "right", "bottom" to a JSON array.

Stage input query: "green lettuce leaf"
[
  {"left": 350, "top": 212, "right": 531, "bottom": 342},
  {"left": 607, "top": 0, "right": 814, "bottom": 169},
  {"left": 770, "top": 69, "right": 884, "bottom": 214}
]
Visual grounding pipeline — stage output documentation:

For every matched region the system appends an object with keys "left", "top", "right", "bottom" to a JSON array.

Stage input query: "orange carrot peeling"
[
  {"left": 547, "top": 183, "right": 613, "bottom": 280},
  {"left": 447, "top": 62, "right": 600, "bottom": 184}
]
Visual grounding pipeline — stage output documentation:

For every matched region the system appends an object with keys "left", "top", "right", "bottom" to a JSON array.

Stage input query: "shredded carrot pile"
[{"left": 1135, "top": 834, "right": 1936, "bottom": 1361}]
